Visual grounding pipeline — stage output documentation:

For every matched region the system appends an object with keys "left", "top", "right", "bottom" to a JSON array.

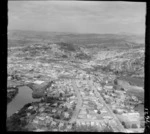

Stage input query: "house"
[{"left": 121, "top": 112, "right": 140, "bottom": 128}]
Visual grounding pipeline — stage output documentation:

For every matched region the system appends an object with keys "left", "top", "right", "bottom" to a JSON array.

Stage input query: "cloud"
[{"left": 8, "top": 1, "right": 146, "bottom": 34}]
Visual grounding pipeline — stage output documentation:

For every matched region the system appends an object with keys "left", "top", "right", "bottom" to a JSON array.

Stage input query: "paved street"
[{"left": 68, "top": 79, "right": 126, "bottom": 132}]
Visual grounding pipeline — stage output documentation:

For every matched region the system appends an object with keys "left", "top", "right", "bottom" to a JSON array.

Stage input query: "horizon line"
[{"left": 8, "top": 29, "right": 145, "bottom": 36}]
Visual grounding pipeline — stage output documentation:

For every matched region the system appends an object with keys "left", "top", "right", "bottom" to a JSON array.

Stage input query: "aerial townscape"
[
  {"left": 7, "top": 30, "right": 145, "bottom": 132},
  {"left": 7, "top": 1, "right": 146, "bottom": 132}
]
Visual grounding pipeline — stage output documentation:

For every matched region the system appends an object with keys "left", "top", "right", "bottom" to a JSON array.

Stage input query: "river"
[{"left": 7, "top": 86, "right": 40, "bottom": 118}]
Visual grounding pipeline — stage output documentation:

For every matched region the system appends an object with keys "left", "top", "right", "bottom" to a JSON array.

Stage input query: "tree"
[{"left": 114, "top": 79, "right": 118, "bottom": 85}]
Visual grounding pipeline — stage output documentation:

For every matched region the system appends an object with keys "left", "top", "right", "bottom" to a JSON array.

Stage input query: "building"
[{"left": 121, "top": 112, "right": 140, "bottom": 128}]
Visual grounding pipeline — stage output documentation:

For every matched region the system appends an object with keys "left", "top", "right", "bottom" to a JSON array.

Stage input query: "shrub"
[
  {"left": 57, "top": 42, "right": 76, "bottom": 52},
  {"left": 75, "top": 53, "right": 91, "bottom": 60}
]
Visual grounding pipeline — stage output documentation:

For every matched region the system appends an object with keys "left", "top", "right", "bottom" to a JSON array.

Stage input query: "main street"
[{"left": 68, "top": 78, "right": 126, "bottom": 132}]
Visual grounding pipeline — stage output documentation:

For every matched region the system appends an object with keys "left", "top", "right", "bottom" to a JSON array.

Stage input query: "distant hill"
[{"left": 8, "top": 30, "right": 145, "bottom": 48}]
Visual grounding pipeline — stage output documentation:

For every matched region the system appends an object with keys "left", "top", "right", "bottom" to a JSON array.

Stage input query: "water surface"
[
  {"left": 7, "top": 86, "right": 40, "bottom": 117},
  {"left": 134, "top": 104, "right": 144, "bottom": 116},
  {"left": 118, "top": 76, "right": 144, "bottom": 87}
]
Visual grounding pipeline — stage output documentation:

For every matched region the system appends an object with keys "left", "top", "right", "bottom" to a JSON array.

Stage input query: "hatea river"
[{"left": 7, "top": 86, "right": 40, "bottom": 117}]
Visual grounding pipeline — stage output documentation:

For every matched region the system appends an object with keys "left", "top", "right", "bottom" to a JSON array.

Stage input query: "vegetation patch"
[{"left": 7, "top": 87, "right": 19, "bottom": 104}]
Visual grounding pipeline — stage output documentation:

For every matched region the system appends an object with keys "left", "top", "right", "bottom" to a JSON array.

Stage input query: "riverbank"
[
  {"left": 7, "top": 86, "right": 41, "bottom": 117},
  {"left": 118, "top": 76, "right": 144, "bottom": 87}
]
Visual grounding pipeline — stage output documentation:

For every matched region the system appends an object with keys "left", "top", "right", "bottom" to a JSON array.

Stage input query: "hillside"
[
  {"left": 8, "top": 30, "right": 145, "bottom": 48},
  {"left": 7, "top": 30, "right": 145, "bottom": 132}
]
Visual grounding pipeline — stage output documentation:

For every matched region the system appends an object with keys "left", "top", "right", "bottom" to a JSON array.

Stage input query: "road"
[
  {"left": 88, "top": 80, "right": 126, "bottom": 132},
  {"left": 67, "top": 78, "right": 126, "bottom": 132},
  {"left": 69, "top": 80, "right": 82, "bottom": 123}
]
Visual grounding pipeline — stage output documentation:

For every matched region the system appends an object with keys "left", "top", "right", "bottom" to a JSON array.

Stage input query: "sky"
[{"left": 8, "top": 1, "right": 146, "bottom": 34}]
